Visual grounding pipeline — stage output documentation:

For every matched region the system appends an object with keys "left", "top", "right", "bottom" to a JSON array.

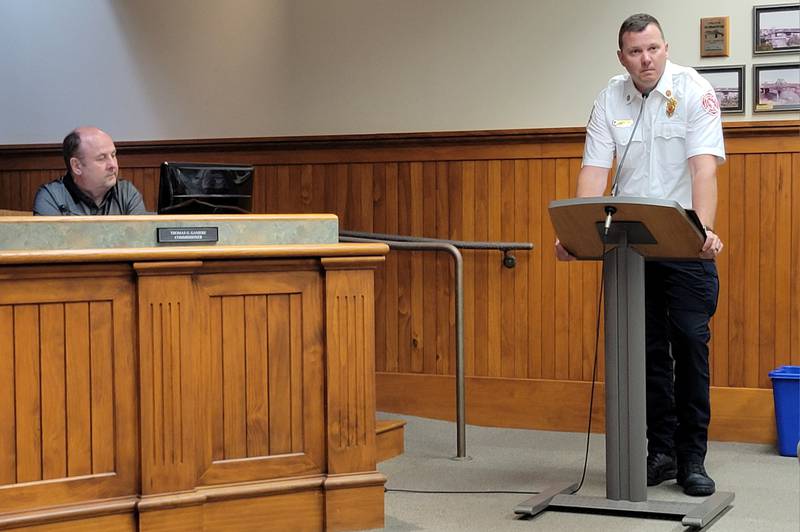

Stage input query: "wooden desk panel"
[
  {"left": 194, "top": 270, "right": 324, "bottom": 486},
  {"left": 0, "top": 271, "right": 138, "bottom": 515},
  {"left": 0, "top": 245, "right": 386, "bottom": 532}
]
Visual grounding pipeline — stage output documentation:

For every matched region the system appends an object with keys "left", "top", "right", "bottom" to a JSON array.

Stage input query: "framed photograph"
[
  {"left": 753, "top": 3, "right": 800, "bottom": 54},
  {"left": 701, "top": 16, "right": 730, "bottom": 57},
  {"left": 753, "top": 63, "right": 800, "bottom": 112},
  {"left": 695, "top": 65, "right": 745, "bottom": 113}
]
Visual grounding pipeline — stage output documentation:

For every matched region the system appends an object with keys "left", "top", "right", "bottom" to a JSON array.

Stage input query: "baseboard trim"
[{"left": 376, "top": 372, "right": 776, "bottom": 444}]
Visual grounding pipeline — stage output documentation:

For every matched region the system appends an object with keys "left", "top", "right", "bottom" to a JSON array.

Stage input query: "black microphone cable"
[
  {"left": 384, "top": 487, "right": 540, "bottom": 495},
  {"left": 570, "top": 239, "right": 608, "bottom": 495},
  {"left": 385, "top": 241, "right": 606, "bottom": 499},
  {"left": 570, "top": 91, "right": 649, "bottom": 490},
  {"left": 387, "top": 243, "right": 607, "bottom": 499}
]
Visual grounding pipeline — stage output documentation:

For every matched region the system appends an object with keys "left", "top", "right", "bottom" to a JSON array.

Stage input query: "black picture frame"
[
  {"left": 694, "top": 65, "right": 745, "bottom": 113},
  {"left": 753, "top": 63, "right": 800, "bottom": 112},
  {"left": 753, "top": 3, "right": 800, "bottom": 54}
]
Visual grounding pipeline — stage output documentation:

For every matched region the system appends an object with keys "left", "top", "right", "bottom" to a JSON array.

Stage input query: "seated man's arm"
[
  {"left": 32, "top": 186, "right": 66, "bottom": 216},
  {"left": 127, "top": 190, "right": 148, "bottom": 215},
  {"left": 119, "top": 181, "right": 149, "bottom": 215}
]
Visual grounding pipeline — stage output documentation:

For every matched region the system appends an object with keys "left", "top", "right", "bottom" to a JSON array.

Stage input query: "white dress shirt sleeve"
[
  {"left": 685, "top": 78, "right": 726, "bottom": 163},
  {"left": 582, "top": 92, "right": 615, "bottom": 169}
]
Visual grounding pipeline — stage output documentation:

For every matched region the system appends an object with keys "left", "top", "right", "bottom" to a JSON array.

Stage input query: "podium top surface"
[{"left": 549, "top": 196, "right": 706, "bottom": 260}]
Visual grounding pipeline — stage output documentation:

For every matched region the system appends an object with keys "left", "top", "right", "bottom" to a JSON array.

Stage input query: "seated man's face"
[{"left": 72, "top": 130, "right": 118, "bottom": 198}]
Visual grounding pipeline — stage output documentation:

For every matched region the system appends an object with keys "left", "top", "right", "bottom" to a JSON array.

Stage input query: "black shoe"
[
  {"left": 646, "top": 453, "right": 677, "bottom": 486},
  {"left": 677, "top": 462, "right": 716, "bottom": 496}
]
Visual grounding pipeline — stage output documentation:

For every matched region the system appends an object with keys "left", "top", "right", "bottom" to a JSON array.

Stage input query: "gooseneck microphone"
[
  {"left": 609, "top": 90, "right": 649, "bottom": 197},
  {"left": 604, "top": 89, "right": 650, "bottom": 240}
]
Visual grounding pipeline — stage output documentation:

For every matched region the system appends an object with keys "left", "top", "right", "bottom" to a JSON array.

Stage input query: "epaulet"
[
  {"left": 681, "top": 65, "right": 712, "bottom": 91},
  {"left": 608, "top": 73, "right": 627, "bottom": 87}
]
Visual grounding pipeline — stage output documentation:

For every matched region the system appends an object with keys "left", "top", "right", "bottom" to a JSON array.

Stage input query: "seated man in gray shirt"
[{"left": 33, "top": 126, "right": 148, "bottom": 215}]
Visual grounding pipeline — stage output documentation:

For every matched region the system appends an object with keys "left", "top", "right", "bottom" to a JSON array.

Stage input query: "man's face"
[
  {"left": 71, "top": 129, "right": 118, "bottom": 198},
  {"left": 617, "top": 23, "right": 669, "bottom": 93}
]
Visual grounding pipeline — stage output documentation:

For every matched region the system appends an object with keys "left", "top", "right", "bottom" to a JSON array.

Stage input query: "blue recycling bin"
[{"left": 768, "top": 365, "right": 800, "bottom": 457}]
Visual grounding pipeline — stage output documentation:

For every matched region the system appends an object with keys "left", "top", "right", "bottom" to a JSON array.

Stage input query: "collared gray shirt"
[{"left": 33, "top": 173, "right": 148, "bottom": 215}]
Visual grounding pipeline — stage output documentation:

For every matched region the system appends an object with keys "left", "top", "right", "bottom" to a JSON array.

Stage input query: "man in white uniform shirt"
[{"left": 556, "top": 14, "right": 724, "bottom": 496}]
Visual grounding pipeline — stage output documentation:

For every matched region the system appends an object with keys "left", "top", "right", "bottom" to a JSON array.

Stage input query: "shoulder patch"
[{"left": 702, "top": 91, "right": 720, "bottom": 116}]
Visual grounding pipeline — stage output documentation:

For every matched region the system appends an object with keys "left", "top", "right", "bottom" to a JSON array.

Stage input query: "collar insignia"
[{"left": 666, "top": 96, "right": 677, "bottom": 118}]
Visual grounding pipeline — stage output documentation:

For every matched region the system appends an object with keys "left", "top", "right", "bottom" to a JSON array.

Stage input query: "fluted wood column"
[
  {"left": 322, "top": 256, "right": 385, "bottom": 531},
  {"left": 135, "top": 262, "right": 202, "bottom": 495}
]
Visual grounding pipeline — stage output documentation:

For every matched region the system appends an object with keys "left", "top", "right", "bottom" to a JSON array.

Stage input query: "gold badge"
[{"left": 666, "top": 96, "right": 677, "bottom": 117}]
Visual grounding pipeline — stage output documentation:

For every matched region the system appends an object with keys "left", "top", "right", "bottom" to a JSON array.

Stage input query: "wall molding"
[{"left": 1, "top": 121, "right": 797, "bottom": 170}]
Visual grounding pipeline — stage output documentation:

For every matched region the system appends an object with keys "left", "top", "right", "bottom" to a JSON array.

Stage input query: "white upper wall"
[
  {"left": 0, "top": 0, "right": 292, "bottom": 143},
  {"left": 0, "top": 0, "right": 797, "bottom": 144}
]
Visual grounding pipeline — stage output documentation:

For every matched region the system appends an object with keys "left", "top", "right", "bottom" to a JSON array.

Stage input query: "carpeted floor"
[{"left": 369, "top": 414, "right": 800, "bottom": 531}]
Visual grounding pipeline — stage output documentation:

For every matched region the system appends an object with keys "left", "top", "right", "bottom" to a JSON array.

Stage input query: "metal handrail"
[
  {"left": 339, "top": 230, "right": 534, "bottom": 459},
  {"left": 341, "top": 230, "right": 533, "bottom": 268}
]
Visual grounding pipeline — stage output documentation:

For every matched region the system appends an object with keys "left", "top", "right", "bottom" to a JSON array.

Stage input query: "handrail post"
[{"left": 453, "top": 246, "right": 466, "bottom": 460}]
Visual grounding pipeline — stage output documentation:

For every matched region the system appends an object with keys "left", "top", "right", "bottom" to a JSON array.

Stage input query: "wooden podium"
[
  {"left": 0, "top": 215, "right": 388, "bottom": 532},
  {"left": 515, "top": 197, "right": 734, "bottom": 529}
]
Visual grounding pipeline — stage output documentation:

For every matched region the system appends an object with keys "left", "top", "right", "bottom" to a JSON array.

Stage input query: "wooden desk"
[{"left": 0, "top": 216, "right": 388, "bottom": 531}]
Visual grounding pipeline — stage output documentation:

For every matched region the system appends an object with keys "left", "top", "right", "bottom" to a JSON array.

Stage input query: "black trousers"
[{"left": 645, "top": 260, "right": 719, "bottom": 464}]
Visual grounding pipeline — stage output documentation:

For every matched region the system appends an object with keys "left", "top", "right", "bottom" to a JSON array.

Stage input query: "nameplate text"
[{"left": 157, "top": 227, "right": 219, "bottom": 243}]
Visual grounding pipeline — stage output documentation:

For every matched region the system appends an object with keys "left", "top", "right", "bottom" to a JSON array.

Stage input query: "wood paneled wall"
[
  {"left": 1, "top": 122, "right": 799, "bottom": 441},
  {"left": 256, "top": 148, "right": 800, "bottom": 390}
]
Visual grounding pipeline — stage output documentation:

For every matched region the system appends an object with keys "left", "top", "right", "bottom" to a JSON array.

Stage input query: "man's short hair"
[
  {"left": 62, "top": 129, "right": 82, "bottom": 171},
  {"left": 618, "top": 13, "right": 664, "bottom": 50}
]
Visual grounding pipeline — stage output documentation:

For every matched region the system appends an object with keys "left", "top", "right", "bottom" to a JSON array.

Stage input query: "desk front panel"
[
  {"left": 0, "top": 266, "right": 138, "bottom": 513},
  {"left": 0, "top": 254, "right": 383, "bottom": 531},
  {"left": 196, "top": 270, "right": 325, "bottom": 486}
]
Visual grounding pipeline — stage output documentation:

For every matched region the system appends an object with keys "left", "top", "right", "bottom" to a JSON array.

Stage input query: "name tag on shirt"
[{"left": 612, "top": 119, "right": 634, "bottom": 128}]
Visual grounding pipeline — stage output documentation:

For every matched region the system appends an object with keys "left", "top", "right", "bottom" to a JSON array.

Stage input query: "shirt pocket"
[
  {"left": 653, "top": 121, "right": 688, "bottom": 172},
  {"left": 610, "top": 121, "right": 642, "bottom": 147},
  {"left": 654, "top": 122, "right": 687, "bottom": 140}
]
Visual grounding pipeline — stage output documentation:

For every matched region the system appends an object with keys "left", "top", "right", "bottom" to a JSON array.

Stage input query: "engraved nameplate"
[{"left": 157, "top": 227, "right": 219, "bottom": 243}]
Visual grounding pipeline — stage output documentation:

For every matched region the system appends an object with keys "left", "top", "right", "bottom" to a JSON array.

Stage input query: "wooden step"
[{"left": 376, "top": 419, "right": 406, "bottom": 462}]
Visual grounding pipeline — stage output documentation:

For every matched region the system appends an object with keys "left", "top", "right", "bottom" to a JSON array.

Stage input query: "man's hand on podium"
[
  {"left": 554, "top": 239, "right": 576, "bottom": 261},
  {"left": 699, "top": 229, "right": 723, "bottom": 260}
]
